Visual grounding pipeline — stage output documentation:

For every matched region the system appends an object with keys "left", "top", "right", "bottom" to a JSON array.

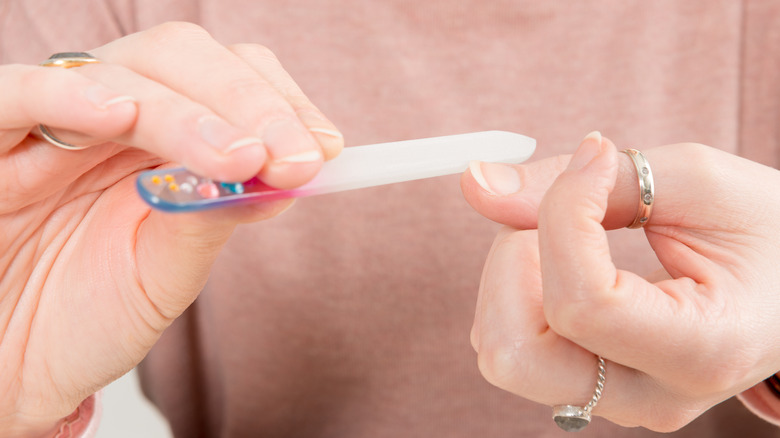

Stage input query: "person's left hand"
[
  {"left": 0, "top": 23, "right": 344, "bottom": 436},
  {"left": 460, "top": 132, "right": 780, "bottom": 432}
]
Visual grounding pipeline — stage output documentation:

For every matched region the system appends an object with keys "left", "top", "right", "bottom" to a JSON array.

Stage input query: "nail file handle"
[{"left": 136, "top": 130, "right": 536, "bottom": 212}]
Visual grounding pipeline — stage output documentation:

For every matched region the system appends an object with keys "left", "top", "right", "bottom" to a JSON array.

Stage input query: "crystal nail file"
[{"left": 136, "top": 130, "right": 536, "bottom": 212}]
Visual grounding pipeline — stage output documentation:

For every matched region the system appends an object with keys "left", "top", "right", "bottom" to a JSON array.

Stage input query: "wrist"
[
  {"left": 2, "top": 393, "right": 99, "bottom": 438},
  {"left": 0, "top": 418, "right": 62, "bottom": 438},
  {"left": 738, "top": 373, "right": 780, "bottom": 426}
]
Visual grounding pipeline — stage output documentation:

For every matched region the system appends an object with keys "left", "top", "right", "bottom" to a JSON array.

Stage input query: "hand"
[
  {"left": 0, "top": 22, "right": 343, "bottom": 436},
  {"left": 461, "top": 132, "right": 780, "bottom": 431}
]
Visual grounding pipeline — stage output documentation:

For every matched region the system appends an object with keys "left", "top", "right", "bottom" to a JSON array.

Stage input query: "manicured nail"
[
  {"left": 469, "top": 161, "right": 522, "bottom": 195},
  {"left": 308, "top": 125, "right": 344, "bottom": 160},
  {"left": 262, "top": 119, "right": 322, "bottom": 164},
  {"left": 199, "top": 115, "right": 263, "bottom": 153},
  {"left": 84, "top": 84, "right": 136, "bottom": 110},
  {"left": 223, "top": 137, "right": 266, "bottom": 154},
  {"left": 274, "top": 149, "right": 322, "bottom": 163},
  {"left": 308, "top": 126, "right": 344, "bottom": 138},
  {"left": 296, "top": 110, "right": 343, "bottom": 138},
  {"left": 567, "top": 131, "right": 603, "bottom": 171}
]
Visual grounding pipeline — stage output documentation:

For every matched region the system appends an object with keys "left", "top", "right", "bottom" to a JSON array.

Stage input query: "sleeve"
[
  {"left": 737, "top": 375, "right": 780, "bottom": 427},
  {"left": 51, "top": 392, "right": 101, "bottom": 438}
]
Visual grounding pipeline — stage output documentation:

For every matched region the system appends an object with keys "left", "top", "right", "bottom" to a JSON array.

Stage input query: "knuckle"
[
  {"left": 476, "top": 341, "right": 525, "bottom": 390},
  {"left": 143, "top": 21, "right": 211, "bottom": 45},
  {"left": 229, "top": 44, "right": 307, "bottom": 102},
  {"left": 544, "top": 289, "right": 619, "bottom": 341},
  {"left": 229, "top": 43, "right": 278, "bottom": 63},
  {"left": 675, "top": 143, "right": 721, "bottom": 181},
  {"left": 22, "top": 65, "right": 56, "bottom": 91},
  {"left": 676, "top": 142, "right": 711, "bottom": 158},
  {"left": 648, "top": 416, "right": 692, "bottom": 433},
  {"left": 222, "top": 75, "right": 285, "bottom": 113},
  {"left": 644, "top": 404, "right": 703, "bottom": 433},
  {"left": 544, "top": 301, "right": 583, "bottom": 339}
]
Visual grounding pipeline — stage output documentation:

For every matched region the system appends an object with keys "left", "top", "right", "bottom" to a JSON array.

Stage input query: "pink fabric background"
[{"left": 2, "top": 1, "right": 779, "bottom": 436}]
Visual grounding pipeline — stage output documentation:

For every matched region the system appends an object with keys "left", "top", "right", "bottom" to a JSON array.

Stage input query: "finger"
[
  {"left": 0, "top": 64, "right": 137, "bottom": 152},
  {"left": 462, "top": 153, "right": 648, "bottom": 230},
  {"left": 462, "top": 138, "right": 722, "bottom": 231},
  {"left": 71, "top": 62, "right": 269, "bottom": 183},
  {"left": 471, "top": 226, "right": 522, "bottom": 352},
  {"left": 473, "top": 229, "right": 544, "bottom": 354},
  {"left": 0, "top": 65, "right": 139, "bottom": 210},
  {"left": 473, "top": 226, "right": 698, "bottom": 430},
  {"left": 93, "top": 22, "right": 324, "bottom": 189},
  {"left": 0, "top": 137, "right": 127, "bottom": 214},
  {"left": 535, "top": 133, "right": 720, "bottom": 384},
  {"left": 136, "top": 200, "right": 297, "bottom": 319},
  {"left": 228, "top": 43, "right": 344, "bottom": 161},
  {"left": 46, "top": 176, "right": 295, "bottom": 403},
  {"left": 89, "top": 175, "right": 296, "bottom": 323}
]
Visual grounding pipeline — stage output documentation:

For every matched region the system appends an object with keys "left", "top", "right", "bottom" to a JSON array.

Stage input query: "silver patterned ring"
[
  {"left": 37, "top": 52, "right": 101, "bottom": 151},
  {"left": 552, "top": 356, "right": 607, "bottom": 432},
  {"left": 622, "top": 149, "right": 654, "bottom": 229}
]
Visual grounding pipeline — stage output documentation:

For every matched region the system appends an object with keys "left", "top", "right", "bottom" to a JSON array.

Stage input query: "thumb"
[
  {"left": 538, "top": 131, "right": 620, "bottom": 309},
  {"left": 461, "top": 138, "right": 648, "bottom": 230},
  {"left": 136, "top": 197, "right": 294, "bottom": 319},
  {"left": 536, "top": 132, "right": 698, "bottom": 376}
]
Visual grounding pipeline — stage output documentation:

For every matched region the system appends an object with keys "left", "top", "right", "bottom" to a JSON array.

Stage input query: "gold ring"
[
  {"left": 622, "top": 149, "right": 654, "bottom": 228},
  {"left": 40, "top": 52, "right": 101, "bottom": 69}
]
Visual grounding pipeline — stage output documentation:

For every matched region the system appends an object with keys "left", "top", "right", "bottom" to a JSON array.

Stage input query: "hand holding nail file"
[{"left": 136, "top": 130, "right": 536, "bottom": 212}]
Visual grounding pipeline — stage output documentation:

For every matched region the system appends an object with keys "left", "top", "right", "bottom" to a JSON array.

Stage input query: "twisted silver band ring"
[{"left": 552, "top": 356, "right": 607, "bottom": 432}]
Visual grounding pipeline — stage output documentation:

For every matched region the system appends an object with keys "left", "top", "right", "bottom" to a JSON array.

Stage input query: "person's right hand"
[{"left": 0, "top": 22, "right": 343, "bottom": 437}]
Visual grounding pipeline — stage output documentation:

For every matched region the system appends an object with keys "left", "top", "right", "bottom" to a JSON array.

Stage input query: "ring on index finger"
[{"left": 37, "top": 52, "right": 101, "bottom": 151}]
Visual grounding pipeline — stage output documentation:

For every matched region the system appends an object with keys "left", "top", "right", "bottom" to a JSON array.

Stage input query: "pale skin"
[
  {"left": 0, "top": 22, "right": 344, "bottom": 437},
  {"left": 1, "top": 20, "right": 778, "bottom": 437},
  {"left": 461, "top": 132, "right": 780, "bottom": 432}
]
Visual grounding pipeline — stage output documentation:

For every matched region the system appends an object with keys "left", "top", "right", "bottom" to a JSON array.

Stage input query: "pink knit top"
[{"left": 3, "top": 1, "right": 780, "bottom": 436}]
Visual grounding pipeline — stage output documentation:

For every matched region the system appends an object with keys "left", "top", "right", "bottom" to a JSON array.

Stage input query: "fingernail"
[
  {"left": 262, "top": 119, "right": 322, "bottom": 164},
  {"left": 296, "top": 110, "right": 344, "bottom": 140},
  {"left": 84, "top": 85, "right": 136, "bottom": 110},
  {"left": 301, "top": 111, "right": 345, "bottom": 161},
  {"left": 469, "top": 161, "right": 522, "bottom": 195},
  {"left": 199, "top": 115, "right": 263, "bottom": 153},
  {"left": 567, "top": 131, "right": 603, "bottom": 171},
  {"left": 223, "top": 137, "right": 266, "bottom": 154},
  {"left": 308, "top": 126, "right": 344, "bottom": 138}
]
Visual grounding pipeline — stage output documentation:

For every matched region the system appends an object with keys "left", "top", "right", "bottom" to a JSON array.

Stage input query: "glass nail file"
[{"left": 136, "top": 130, "right": 536, "bottom": 212}]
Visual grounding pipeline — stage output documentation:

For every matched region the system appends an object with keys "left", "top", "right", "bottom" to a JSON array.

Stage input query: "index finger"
[
  {"left": 462, "top": 145, "right": 662, "bottom": 230},
  {"left": 0, "top": 64, "right": 138, "bottom": 153},
  {"left": 92, "top": 22, "right": 325, "bottom": 189}
]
